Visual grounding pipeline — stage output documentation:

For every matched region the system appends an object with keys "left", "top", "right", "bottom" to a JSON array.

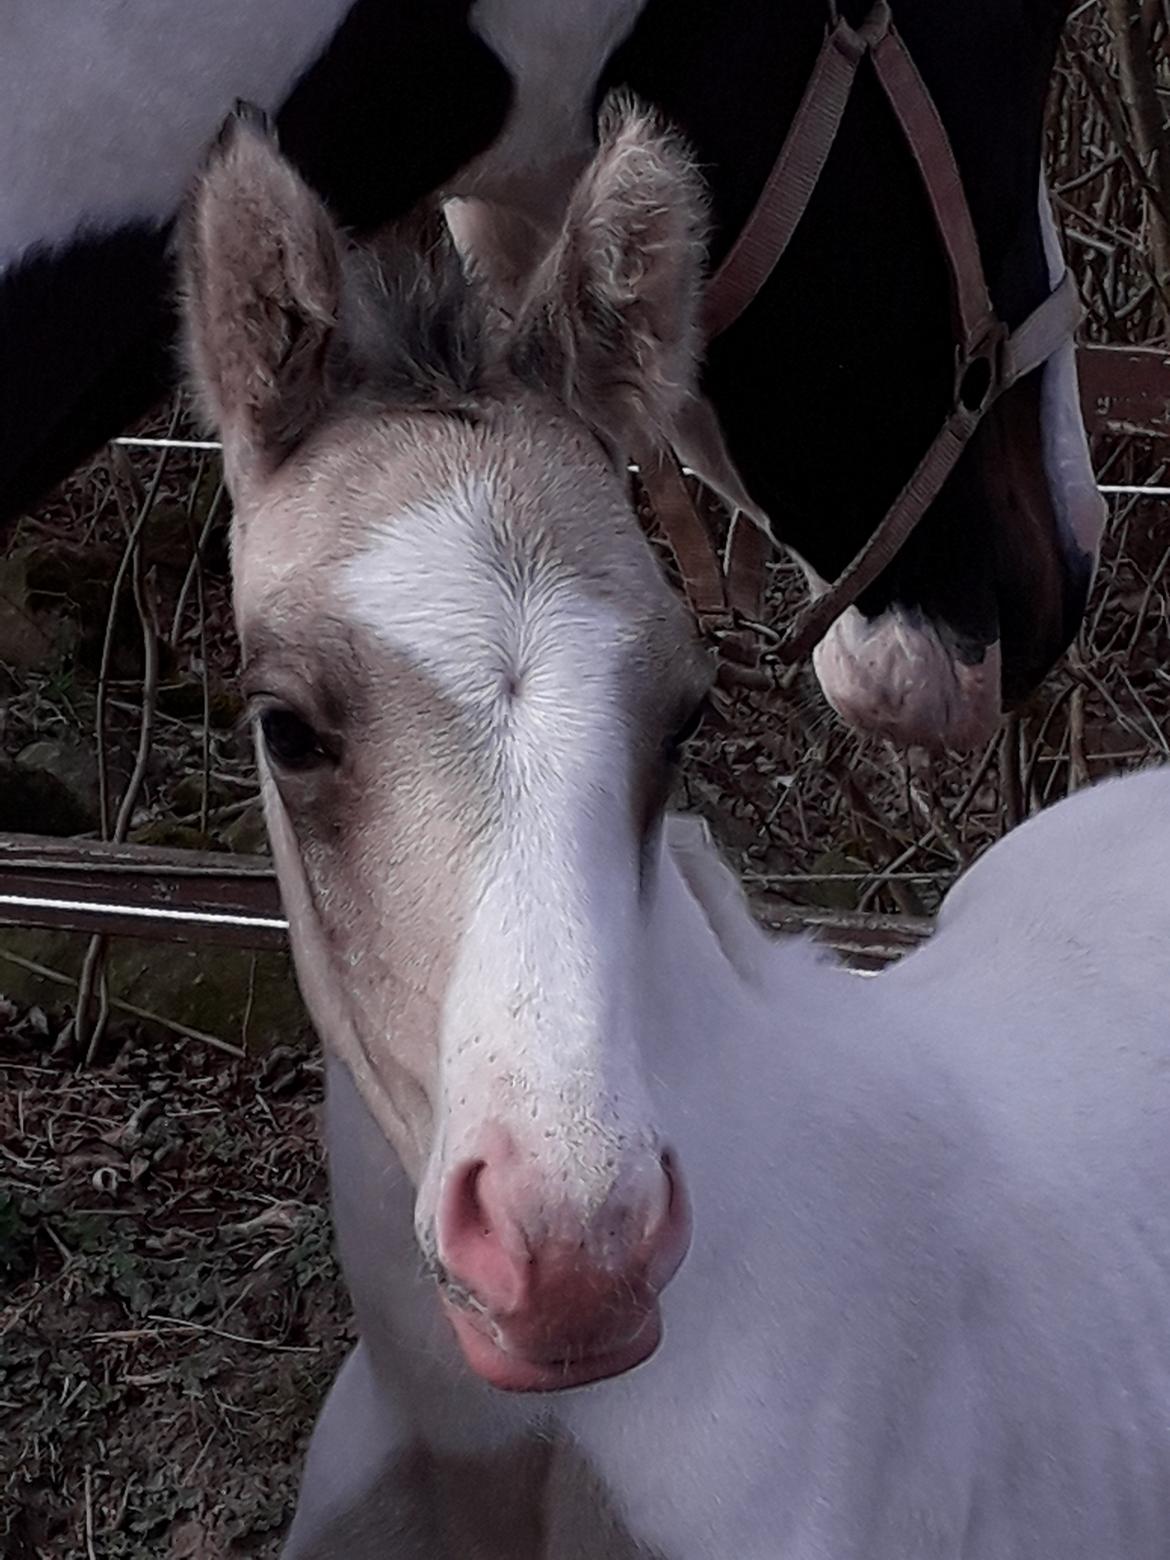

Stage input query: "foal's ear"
[
  {"left": 180, "top": 104, "right": 342, "bottom": 490},
  {"left": 510, "top": 97, "right": 707, "bottom": 455}
]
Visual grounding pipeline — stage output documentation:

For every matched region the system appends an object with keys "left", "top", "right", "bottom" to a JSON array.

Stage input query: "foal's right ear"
[{"left": 180, "top": 104, "right": 343, "bottom": 491}]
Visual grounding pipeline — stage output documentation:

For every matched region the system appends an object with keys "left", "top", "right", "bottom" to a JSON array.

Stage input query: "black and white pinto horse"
[{"left": 1, "top": 0, "right": 1102, "bottom": 748}]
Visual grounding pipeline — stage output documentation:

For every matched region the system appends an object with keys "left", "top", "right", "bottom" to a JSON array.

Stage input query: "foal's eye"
[
  {"left": 664, "top": 699, "right": 707, "bottom": 762},
  {"left": 258, "top": 707, "right": 333, "bottom": 772}
]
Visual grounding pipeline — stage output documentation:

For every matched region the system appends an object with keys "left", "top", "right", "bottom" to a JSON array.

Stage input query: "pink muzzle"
[{"left": 435, "top": 1131, "right": 691, "bottom": 1392}]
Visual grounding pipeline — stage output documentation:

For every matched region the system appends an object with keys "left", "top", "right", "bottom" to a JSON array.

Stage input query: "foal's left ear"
[
  {"left": 509, "top": 97, "right": 707, "bottom": 456},
  {"left": 180, "top": 104, "right": 343, "bottom": 492}
]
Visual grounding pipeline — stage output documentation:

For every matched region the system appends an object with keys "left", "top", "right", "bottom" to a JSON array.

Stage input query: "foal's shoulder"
[
  {"left": 879, "top": 767, "right": 1170, "bottom": 1027},
  {"left": 938, "top": 766, "right": 1170, "bottom": 933}
]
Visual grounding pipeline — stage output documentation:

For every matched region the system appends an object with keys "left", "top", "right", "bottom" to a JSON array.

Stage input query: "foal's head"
[{"left": 183, "top": 103, "right": 712, "bottom": 1391}]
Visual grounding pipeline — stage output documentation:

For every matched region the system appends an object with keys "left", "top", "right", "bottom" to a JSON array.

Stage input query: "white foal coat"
[{"left": 283, "top": 767, "right": 1170, "bottom": 1559}]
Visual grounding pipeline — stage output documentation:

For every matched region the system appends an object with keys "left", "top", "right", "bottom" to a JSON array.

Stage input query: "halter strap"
[
  {"left": 703, "top": 2, "right": 892, "bottom": 340},
  {"left": 774, "top": 267, "right": 1083, "bottom": 666}
]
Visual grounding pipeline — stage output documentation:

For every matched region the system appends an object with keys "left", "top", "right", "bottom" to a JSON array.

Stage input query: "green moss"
[{"left": 0, "top": 929, "right": 312, "bottom": 1054}]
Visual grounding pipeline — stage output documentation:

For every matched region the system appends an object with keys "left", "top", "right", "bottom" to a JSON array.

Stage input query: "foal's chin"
[
  {"left": 813, "top": 605, "right": 1002, "bottom": 752},
  {"left": 441, "top": 1294, "right": 664, "bottom": 1394}
]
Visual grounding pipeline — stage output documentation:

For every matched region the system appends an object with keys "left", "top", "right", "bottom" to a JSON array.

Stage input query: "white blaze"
[{"left": 338, "top": 476, "right": 656, "bottom": 1220}]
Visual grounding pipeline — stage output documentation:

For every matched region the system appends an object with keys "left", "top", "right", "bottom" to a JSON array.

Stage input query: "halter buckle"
[{"left": 954, "top": 320, "right": 1008, "bottom": 416}]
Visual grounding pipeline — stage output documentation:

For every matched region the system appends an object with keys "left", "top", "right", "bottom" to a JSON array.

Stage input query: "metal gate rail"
[
  {"left": 0, "top": 832, "right": 930, "bottom": 970},
  {"left": 0, "top": 833, "right": 286, "bottom": 950}
]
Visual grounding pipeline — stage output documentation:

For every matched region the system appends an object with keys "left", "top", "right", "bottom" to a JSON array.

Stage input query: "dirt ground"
[{"left": 1, "top": 1021, "right": 342, "bottom": 1559}]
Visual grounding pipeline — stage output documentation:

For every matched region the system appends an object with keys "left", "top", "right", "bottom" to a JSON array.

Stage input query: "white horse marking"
[{"left": 1, "top": 0, "right": 352, "bottom": 264}]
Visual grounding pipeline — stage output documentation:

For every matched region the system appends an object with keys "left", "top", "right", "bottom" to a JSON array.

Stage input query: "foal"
[{"left": 182, "top": 105, "right": 1170, "bottom": 1558}]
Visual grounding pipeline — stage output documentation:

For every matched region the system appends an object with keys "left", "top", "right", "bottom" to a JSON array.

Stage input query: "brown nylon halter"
[{"left": 641, "top": 0, "right": 1085, "bottom": 684}]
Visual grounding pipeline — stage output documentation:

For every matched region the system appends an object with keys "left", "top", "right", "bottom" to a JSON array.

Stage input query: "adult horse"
[
  {"left": 2, "top": 0, "right": 1101, "bottom": 747},
  {"left": 180, "top": 105, "right": 1170, "bottom": 1556}
]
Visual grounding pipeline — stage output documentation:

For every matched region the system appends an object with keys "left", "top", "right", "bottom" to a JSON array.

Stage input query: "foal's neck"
[{"left": 651, "top": 823, "right": 959, "bottom": 1206}]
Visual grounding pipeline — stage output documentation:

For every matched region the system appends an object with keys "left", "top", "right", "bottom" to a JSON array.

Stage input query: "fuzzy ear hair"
[
  {"left": 180, "top": 102, "right": 343, "bottom": 490},
  {"left": 508, "top": 95, "right": 708, "bottom": 456}
]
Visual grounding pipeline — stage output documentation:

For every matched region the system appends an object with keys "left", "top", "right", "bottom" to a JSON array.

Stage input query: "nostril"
[
  {"left": 639, "top": 1150, "right": 673, "bottom": 1240},
  {"left": 658, "top": 1149, "right": 683, "bottom": 1221},
  {"left": 437, "top": 1155, "right": 530, "bottom": 1316},
  {"left": 644, "top": 1148, "right": 692, "bottom": 1289},
  {"left": 446, "top": 1158, "right": 491, "bottom": 1243}
]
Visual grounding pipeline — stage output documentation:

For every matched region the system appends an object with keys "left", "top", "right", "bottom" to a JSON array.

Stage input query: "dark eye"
[
  {"left": 664, "top": 699, "right": 707, "bottom": 762},
  {"left": 258, "top": 707, "right": 332, "bottom": 771}
]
